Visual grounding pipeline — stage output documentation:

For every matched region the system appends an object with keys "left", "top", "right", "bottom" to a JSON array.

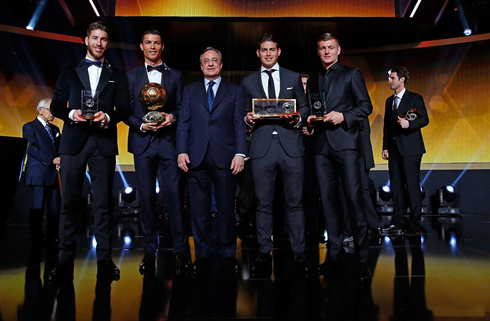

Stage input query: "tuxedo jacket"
[
  {"left": 22, "top": 118, "right": 61, "bottom": 186},
  {"left": 126, "top": 65, "right": 184, "bottom": 155},
  {"left": 360, "top": 118, "right": 375, "bottom": 170},
  {"left": 51, "top": 59, "right": 129, "bottom": 157},
  {"left": 382, "top": 90, "right": 428, "bottom": 157},
  {"left": 242, "top": 67, "right": 309, "bottom": 159},
  {"left": 306, "top": 63, "right": 372, "bottom": 153},
  {"left": 176, "top": 78, "right": 247, "bottom": 169}
]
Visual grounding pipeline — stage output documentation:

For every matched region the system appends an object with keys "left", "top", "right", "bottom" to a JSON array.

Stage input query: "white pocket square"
[
  {"left": 109, "top": 80, "right": 115, "bottom": 83},
  {"left": 56, "top": 133, "right": 60, "bottom": 137},
  {"left": 287, "top": 87, "right": 293, "bottom": 90}
]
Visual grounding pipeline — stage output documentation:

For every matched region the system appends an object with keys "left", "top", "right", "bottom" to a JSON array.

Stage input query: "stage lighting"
[
  {"left": 376, "top": 184, "right": 394, "bottom": 214},
  {"left": 118, "top": 185, "right": 140, "bottom": 218},
  {"left": 464, "top": 28, "right": 472, "bottom": 36},
  {"left": 437, "top": 185, "right": 460, "bottom": 215}
]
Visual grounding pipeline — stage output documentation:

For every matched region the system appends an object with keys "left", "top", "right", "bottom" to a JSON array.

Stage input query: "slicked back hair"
[
  {"left": 258, "top": 33, "right": 280, "bottom": 49},
  {"left": 199, "top": 47, "right": 223, "bottom": 64},
  {"left": 141, "top": 29, "right": 162, "bottom": 44},
  {"left": 86, "top": 21, "right": 109, "bottom": 38},
  {"left": 389, "top": 66, "right": 410, "bottom": 84}
]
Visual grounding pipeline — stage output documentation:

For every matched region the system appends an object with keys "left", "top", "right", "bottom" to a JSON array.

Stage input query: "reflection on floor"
[{"left": 1, "top": 215, "right": 490, "bottom": 320}]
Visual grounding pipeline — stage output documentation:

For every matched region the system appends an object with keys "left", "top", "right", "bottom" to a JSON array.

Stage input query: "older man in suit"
[
  {"left": 306, "top": 33, "right": 372, "bottom": 281},
  {"left": 23, "top": 98, "right": 61, "bottom": 243},
  {"left": 242, "top": 33, "right": 310, "bottom": 275},
  {"left": 176, "top": 47, "right": 247, "bottom": 272},
  {"left": 126, "top": 29, "right": 189, "bottom": 275},
  {"left": 49, "top": 21, "right": 129, "bottom": 281},
  {"left": 382, "top": 67, "right": 429, "bottom": 234}
]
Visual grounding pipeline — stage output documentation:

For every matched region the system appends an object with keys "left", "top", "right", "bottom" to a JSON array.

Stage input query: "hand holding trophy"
[{"left": 140, "top": 83, "right": 168, "bottom": 123}]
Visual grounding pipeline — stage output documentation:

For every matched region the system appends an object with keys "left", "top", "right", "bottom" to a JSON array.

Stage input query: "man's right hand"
[
  {"left": 52, "top": 157, "right": 61, "bottom": 165},
  {"left": 382, "top": 150, "right": 389, "bottom": 160},
  {"left": 307, "top": 115, "right": 318, "bottom": 127},
  {"left": 73, "top": 110, "right": 86, "bottom": 123},
  {"left": 178, "top": 153, "right": 190, "bottom": 172},
  {"left": 141, "top": 122, "right": 160, "bottom": 132},
  {"left": 245, "top": 112, "right": 262, "bottom": 125}
]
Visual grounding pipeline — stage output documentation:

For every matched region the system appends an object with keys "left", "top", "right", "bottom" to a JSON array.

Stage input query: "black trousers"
[
  {"left": 187, "top": 151, "right": 237, "bottom": 259},
  {"left": 59, "top": 136, "right": 115, "bottom": 261},
  {"left": 134, "top": 137, "right": 188, "bottom": 254},
  {"left": 315, "top": 138, "right": 368, "bottom": 262},
  {"left": 388, "top": 146, "right": 422, "bottom": 229},
  {"left": 28, "top": 181, "right": 61, "bottom": 239},
  {"left": 251, "top": 135, "right": 305, "bottom": 254}
]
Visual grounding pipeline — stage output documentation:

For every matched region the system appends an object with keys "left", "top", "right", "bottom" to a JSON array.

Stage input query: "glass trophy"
[
  {"left": 308, "top": 92, "right": 327, "bottom": 121},
  {"left": 81, "top": 90, "right": 98, "bottom": 120}
]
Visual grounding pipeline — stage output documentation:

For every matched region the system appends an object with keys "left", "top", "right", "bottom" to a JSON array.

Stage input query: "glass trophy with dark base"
[
  {"left": 81, "top": 90, "right": 98, "bottom": 124},
  {"left": 308, "top": 92, "right": 327, "bottom": 122}
]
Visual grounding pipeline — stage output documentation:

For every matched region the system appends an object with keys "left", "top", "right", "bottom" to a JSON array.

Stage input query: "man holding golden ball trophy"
[{"left": 125, "top": 29, "right": 190, "bottom": 275}]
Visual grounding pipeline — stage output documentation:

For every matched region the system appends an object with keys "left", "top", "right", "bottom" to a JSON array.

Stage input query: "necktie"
[
  {"left": 322, "top": 68, "right": 332, "bottom": 96},
  {"left": 147, "top": 64, "right": 164, "bottom": 73},
  {"left": 264, "top": 69, "right": 276, "bottom": 99},
  {"left": 392, "top": 95, "right": 399, "bottom": 119},
  {"left": 85, "top": 59, "right": 102, "bottom": 68},
  {"left": 207, "top": 81, "right": 215, "bottom": 112},
  {"left": 45, "top": 123, "right": 55, "bottom": 147}
]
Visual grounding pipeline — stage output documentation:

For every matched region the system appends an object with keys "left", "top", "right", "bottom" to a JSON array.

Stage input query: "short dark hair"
[
  {"left": 300, "top": 73, "right": 310, "bottom": 79},
  {"left": 200, "top": 47, "right": 223, "bottom": 64},
  {"left": 317, "top": 33, "right": 340, "bottom": 47},
  {"left": 86, "top": 21, "right": 109, "bottom": 38},
  {"left": 258, "top": 33, "right": 280, "bottom": 49},
  {"left": 389, "top": 67, "right": 409, "bottom": 84},
  {"left": 141, "top": 29, "right": 162, "bottom": 44}
]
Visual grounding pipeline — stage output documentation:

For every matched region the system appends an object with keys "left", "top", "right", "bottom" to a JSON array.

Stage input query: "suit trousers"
[
  {"left": 252, "top": 135, "right": 306, "bottom": 254},
  {"left": 59, "top": 136, "right": 115, "bottom": 261},
  {"left": 29, "top": 182, "right": 61, "bottom": 239},
  {"left": 187, "top": 151, "right": 237, "bottom": 259},
  {"left": 133, "top": 136, "right": 188, "bottom": 254},
  {"left": 388, "top": 146, "right": 422, "bottom": 229},
  {"left": 315, "top": 138, "right": 369, "bottom": 262}
]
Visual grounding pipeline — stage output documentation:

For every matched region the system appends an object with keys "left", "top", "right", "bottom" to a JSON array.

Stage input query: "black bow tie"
[
  {"left": 147, "top": 65, "right": 164, "bottom": 73},
  {"left": 86, "top": 59, "right": 102, "bottom": 68}
]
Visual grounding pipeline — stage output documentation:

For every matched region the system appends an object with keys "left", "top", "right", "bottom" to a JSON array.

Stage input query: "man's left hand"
[
  {"left": 93, "top": 111, "right": 108, "bottom": 128},
  {"left": 158, "top": 112, "right": 174, "bottom": 128},
  {"left": 281, "top": 114, "right": 300, "bottom": 125},
  {"left": 397, "top": 116, "right": 409, "bottom": 129},
  {"left": 230, "top": 155, "right": 245, "bottom": 175},
  {"left": 324, "top": 111, "right": 344, "bottom": 125}
]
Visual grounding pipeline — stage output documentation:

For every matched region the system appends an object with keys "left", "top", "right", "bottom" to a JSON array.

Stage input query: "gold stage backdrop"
[
  {"left": 115, "top": 0, "right": 395, "bottom": 17},
  {"left": 1, "top": 41, "right": 489, "bottom": 166}
]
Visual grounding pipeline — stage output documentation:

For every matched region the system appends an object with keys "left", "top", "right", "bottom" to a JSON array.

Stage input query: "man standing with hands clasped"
[
  {"left": 176, "top": 47, "right": 247, "bottom": 273},
  {"left": 382, "top": 67, "right": 429, "bottom": 234},
  {"left": 48, "top": 21, "right": 129, "bottom": 281}
]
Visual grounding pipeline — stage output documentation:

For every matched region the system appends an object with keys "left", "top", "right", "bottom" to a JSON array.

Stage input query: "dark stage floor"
[{"left": 1, "top": 214, "right": 490, "bottom": 320}]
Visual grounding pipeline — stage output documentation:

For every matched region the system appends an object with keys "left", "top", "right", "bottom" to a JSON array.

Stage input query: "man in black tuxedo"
[
  {"left": 306, "top": 33, "right": 372, "bottom": 281},
  {"left": 49, "top": 21, "right": 129, "bottom": 281},
  {"left": 126, "top": 29, "right": 190, "bottom": 274},
  {"left": 176, "top": 47, "right": 247, "bottom": 272},
  {"left": 382, "top": 67, "right": 429, "bottom": 233},
  {"left": 23, "top": 98, "right": 61, "bottom": 243},
  {"left": 242, "top": 33, "right": 310, "bottom": 274}
]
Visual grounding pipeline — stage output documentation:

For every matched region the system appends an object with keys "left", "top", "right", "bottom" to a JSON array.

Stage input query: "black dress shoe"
[
  {"left": 139, "top": 254, "right": 156, "bottom": 275},
  {"left": 97, "top": 257, "right": 120, "bottom": 281},
  {"left": 359, "top": 262, "right": 372, "bottom": 283},
  {"left": 250, "top": 252, "right": 272, "bottom": 275},
  {"left": 175, "top": 251, "right": 192, "bottom": 273},
  {"left": 318, "top": 249, "right": 346, "bottom": 275},
  {"left": 294, "top": 253, "right": 310, "bottom": 274},
  {"left": 47, "top": 260, "right": 74, "bottom": 281},
  {"left": 192, "top": 257, "right": 211, "bottom": 273},
  {"left": 220, "top": 256, "right": 240, "bottom": 272}
]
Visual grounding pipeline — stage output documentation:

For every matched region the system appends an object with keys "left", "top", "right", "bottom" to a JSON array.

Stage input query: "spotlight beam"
[
  {"left": 410, "top": 0, "right": 422, "bottom": 18},
  {"left": 26, "top": 0, "right": 49, "bottom": 30}
]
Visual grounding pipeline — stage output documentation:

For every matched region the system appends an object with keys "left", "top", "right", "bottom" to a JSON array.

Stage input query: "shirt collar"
[
  {"left": 395, "top": 88, "right": 406, "bottom": 99},
  {"left": 261, "top": 63, "right": 280, "bottom": 73},
  {"left": 37, "top": 116, "right": 48, "bottom": 127},
  {"left": 205, "top": 76, "right": 221, "bottom": 88}
]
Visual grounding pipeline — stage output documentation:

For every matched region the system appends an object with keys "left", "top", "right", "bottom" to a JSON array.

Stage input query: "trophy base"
[
  {"left": 252, "top": 112, "right": 300, "bottom": 118},
  {"left": 82, "top": 115, "right": 95, "bottom": 120},
  {"left": 143, "top": 111, "right": 166, "bottom": 123},
  {"left": 310, "top": 115, "right": 327, "bottom": 122}
]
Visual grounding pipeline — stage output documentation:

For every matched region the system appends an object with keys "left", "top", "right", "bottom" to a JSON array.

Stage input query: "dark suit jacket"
[
  {"left": 126, "top": 65, "right": 184, "bottom": 155},
  {"left": 22, "top": 118, "right": 61, "bottom": 186},
  {"left": 360, "top": 118, "right": 375, "bottom": 170},
  {"left": 242, "top": 67, "right": 309, "bottom": 159},
  {"left": 51, "top": 59, "right": 129, "bottom": 157},
  {"left": 306, "top": 63, "right": 372, "bottom": 153},
  {"left": 176, "top": 78, "right": 247, "bottom": 169},
  {"left": 382, "top": 90, "right": 429, "bottom": 157}
]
